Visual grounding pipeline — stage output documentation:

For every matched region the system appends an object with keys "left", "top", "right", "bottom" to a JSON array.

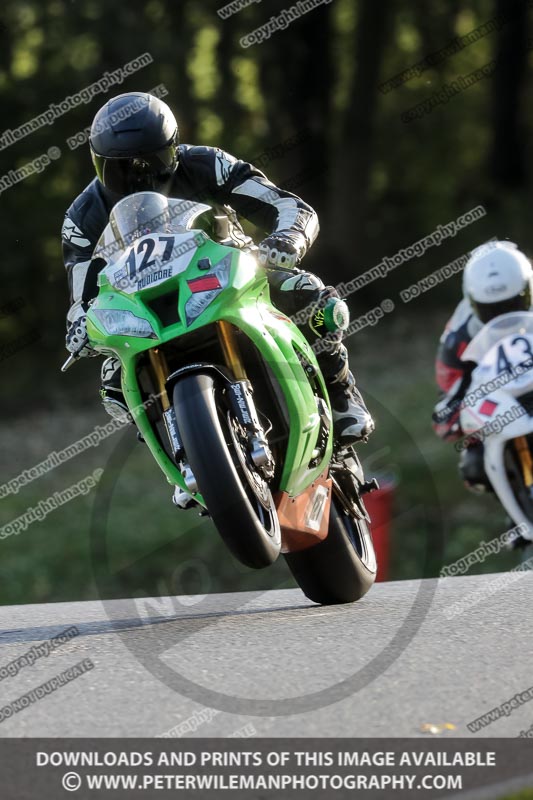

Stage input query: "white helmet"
[{"left": 463, "top": 240, "right": 532, "bottom": 323}]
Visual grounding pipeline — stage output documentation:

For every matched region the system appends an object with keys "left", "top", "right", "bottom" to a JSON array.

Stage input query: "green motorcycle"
[{"left": 63, "top": 191, "right": 377, "bottom": 605}]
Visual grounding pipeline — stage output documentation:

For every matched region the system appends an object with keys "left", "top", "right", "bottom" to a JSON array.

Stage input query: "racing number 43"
[{"left": 496, "top": 336, "right": 533, "bottom": 373}]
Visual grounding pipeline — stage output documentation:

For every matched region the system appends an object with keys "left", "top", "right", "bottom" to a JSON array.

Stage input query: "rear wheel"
[
  {"left": 173, "top": 373, "right": 281, "bottom": 569},
  {"left": 284, "top": 494, "right": 377, "bottom": 605}
]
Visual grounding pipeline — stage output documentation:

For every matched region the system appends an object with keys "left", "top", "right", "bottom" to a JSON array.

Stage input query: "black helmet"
[{"left": 90, "top": 92, "right": 178, "bottom": 196}]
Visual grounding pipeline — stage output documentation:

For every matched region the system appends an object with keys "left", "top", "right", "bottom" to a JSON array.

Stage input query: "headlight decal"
[
  {"left": 92, "top": 309, "right": 157, "bottom": 338},
  {"left": 184, "top": 253, "right": 232, "bottom": 326}
]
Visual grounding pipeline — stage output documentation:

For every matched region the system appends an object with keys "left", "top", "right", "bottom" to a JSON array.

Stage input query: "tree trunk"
[
  {"left": 489, "top": 0, "right": 529, "bottom": 187},
  {"left": 328, "top": 0, "right": 392, "bottom": 276}
]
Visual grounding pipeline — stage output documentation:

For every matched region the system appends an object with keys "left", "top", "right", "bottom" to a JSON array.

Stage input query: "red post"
[{"left": 364, "top": 480, "right": 395, "bottom": 582}]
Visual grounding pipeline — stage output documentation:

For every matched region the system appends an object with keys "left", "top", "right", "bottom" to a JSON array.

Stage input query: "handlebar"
[{"left": 61, "top": 353, "right": 78, "bottom": 372}]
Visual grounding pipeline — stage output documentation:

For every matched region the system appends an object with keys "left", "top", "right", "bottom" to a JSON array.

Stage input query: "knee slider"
[{"left": 319, "top": 295, "right": 350, "bottom": 333}]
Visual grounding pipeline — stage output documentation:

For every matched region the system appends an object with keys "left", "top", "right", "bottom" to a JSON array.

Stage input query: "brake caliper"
[{"left": 226, "top": 381, "right": 275, "bottom": 479}]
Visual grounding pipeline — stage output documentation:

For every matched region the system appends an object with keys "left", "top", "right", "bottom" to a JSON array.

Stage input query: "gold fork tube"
[
  {"left": 515, "top": 436, "right": 533, "bottom": 488},
  {"left": 148, "top": 349, "right": 170, "bottom": 411},
  {"left": 217, "top": 321, "right": 247, "bottom": 381}
]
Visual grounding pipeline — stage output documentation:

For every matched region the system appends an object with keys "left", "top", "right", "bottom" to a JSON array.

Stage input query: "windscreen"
[
  {"left": 462, "top": 312, "right": 533, "bottom": 363},
  {"left": 94, "top": 191, "right": 212, "bottom": 262}
]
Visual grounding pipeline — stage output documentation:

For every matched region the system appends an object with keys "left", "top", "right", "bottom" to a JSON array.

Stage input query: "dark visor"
[
  {"left": 472, "top": 288, "right": 531, "bottom": 324},
  {"left": 93, "top": 144, "right": 177, "bottom": 196}
]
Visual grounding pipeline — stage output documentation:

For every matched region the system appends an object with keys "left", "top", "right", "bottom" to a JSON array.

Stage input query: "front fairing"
[
  {"left": 87, "top": 237, "right": 263, "bottom": 357},
  {"left": 462, "top": 312, "right": 533, "bottom": 364},
  {"left": 464, "top": 312, "right": 533, "bottom": 397},
  {"left": 86, "top": 192, "right": 331, "bottom": 498}
]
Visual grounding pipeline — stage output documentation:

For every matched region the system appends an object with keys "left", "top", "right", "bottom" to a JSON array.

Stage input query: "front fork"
[
  {"left": 217, "top": 320, "right": 248, "bottom": 381},
  {"left": 216, "top": 322, "right": 274, "bottom": 478},
  {"left": 147, "top": 347, "right": 198, "bottom": 493},
  {"left": 147, "top": 321, "right": 249, "bottom": 391},
  {"left": 147, "top": 322, "right": 274, "bottom": 486},
  {"left": 514, "top": 436, "right": 533, "bottom": 494}
]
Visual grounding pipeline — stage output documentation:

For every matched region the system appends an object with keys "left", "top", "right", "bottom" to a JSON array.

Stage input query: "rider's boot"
[
  {"left": 266, "top": 268, "right": 374, "bottom": 445},
  {"left": 317, "top": 344, "right": 375, "bottom": 443},
  {"left": 100, "top": 357, "right": 131, "bottom": 423},
  {"left": 100, "top": 358, "right": 200, "bottom": 509},
  {"left": 458, "top": 441, "right": 493, "bottom": 493}
]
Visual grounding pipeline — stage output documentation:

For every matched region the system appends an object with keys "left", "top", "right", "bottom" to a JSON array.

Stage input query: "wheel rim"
[{"left": 333, "top": 492, "right": 377, "bottom": 573}]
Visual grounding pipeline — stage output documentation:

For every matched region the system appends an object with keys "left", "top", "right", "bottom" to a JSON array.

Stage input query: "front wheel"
[
  {"left": 284, "top": 495, "right": 377, "bottom": 605},
  {"left": 173, "top": 373, "right": 281, "bottom": 569}
]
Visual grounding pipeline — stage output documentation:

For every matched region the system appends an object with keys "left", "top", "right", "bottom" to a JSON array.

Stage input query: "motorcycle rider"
[
  {"left": 432, "top": 240, "right": 533, "bottom": 491},
  {"left": 63, "top": 92, "right": 374, "bottom": 505}
]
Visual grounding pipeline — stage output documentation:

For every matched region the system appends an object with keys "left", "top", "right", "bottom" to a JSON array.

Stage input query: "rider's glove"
[
  {"left": 66, "top": 313, "right": 97, "bottom": 358},
  {"left": 432, "top": 377, "right": 465, "bottom": 441},
  {"left": 258, "top": 233, "right": 306, "bottom": 269}
]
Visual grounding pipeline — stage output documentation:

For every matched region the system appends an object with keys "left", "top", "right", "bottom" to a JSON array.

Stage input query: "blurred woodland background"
[{"left": 0, "top": 0, "right": 531, "bottom": 604}]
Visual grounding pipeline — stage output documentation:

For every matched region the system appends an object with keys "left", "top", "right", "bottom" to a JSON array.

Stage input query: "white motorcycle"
[{"left": 460, "top": 311, "right": 533, "bottom": 543}]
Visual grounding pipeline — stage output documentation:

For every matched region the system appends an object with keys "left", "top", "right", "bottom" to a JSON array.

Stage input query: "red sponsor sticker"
[
  {"left": 187, "top": 275, "right": 221, "bottom": 293},
  {"left": 479, "top": 399, "right": 498, "bottom": 417}
]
